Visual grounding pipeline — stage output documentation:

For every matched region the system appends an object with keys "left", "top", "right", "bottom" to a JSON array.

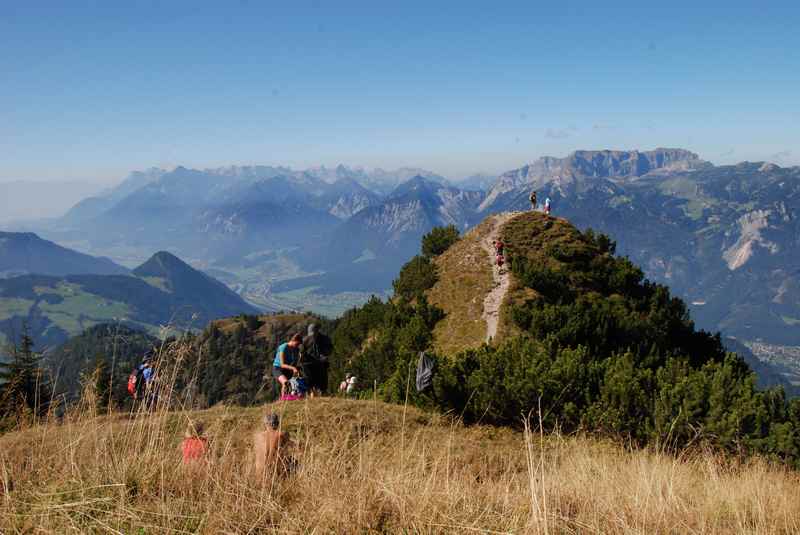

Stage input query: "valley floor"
[{"left": 2, "top": 398, "right": 799, "bottom": 534}]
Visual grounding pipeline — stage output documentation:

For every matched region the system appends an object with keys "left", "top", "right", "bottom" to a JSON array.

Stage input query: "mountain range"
[{"left": 4, "top": 149, "right": 799, "bottom": 387}]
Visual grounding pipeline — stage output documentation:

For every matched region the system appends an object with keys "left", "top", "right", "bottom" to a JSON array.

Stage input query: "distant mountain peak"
[
  {"left": 759, "top": 162, "right": 781, "bottom": 172},
  {"left": 133, "top": 251, "right": 192, "bottom": 278},
  {"left": 0, "top": 231, "right": 128, "bottom": 277},
  {"left": 389, "top": 175, "right": 446, "bottom": 199}
]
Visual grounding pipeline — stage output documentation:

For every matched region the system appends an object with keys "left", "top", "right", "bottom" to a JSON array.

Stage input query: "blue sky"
[{"left": 1, "top": 0, "right": 798, "bottom": 183}]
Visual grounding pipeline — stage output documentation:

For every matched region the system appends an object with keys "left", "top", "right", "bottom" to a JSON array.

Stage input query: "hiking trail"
[{"left": 481, "top": 212, "right": 516, "bottom": 343}]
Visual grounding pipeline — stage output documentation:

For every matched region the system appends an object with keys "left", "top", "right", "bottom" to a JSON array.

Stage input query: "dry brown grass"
[
  {"left": 2, "top": 391, "right": 799, "bottom": 534},
  {"left": 427, "top": 216, "right": 506, "bottom": 355}
]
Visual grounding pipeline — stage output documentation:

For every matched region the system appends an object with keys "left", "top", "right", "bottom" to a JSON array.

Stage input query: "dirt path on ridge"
[{"left": 481, "top": 212, "right": 516, "bottom": 343}]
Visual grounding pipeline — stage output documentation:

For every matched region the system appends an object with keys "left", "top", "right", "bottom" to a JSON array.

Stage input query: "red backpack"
[{"left": 127, "top": 370, "right": 139, "bottom": 397}]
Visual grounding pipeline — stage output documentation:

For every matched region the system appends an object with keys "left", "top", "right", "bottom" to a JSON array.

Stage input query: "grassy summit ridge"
[{"left": 426, "top": 216, "right": 496, "bottom": 354}]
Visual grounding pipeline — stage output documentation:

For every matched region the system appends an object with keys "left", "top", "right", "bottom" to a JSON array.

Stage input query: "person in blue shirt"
[
  {"left": 271, "top": 333, "right": 303, "bottom": 397},
  {"left": 137, "top": 352, "right": 158, "bottom": 409}
]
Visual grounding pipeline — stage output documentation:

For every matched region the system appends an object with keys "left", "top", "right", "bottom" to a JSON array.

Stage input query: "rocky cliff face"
[
  {"left": 338, "top": 176, "right": 483, "bottom": 246},
  {"left": 480, "top": 148, "right": 705, "bottom": 211}
]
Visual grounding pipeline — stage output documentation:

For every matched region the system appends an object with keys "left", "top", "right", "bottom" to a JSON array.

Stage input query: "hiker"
[
  {"left": 493, "top": 239, "right": 504, "bottom": 256},
  {"left": 301, "top": 323, "right": 333, "bottom": 396},
  {"left": 529, "top": 190, "right": 538, "bottom": 211},
  {"left": 544, "top": 196, "right": 551, "bottom": 216},
  {"left": 339, "top": 373, "right": 351, "bottom": 394},
  {"left": 346, "top": 374, "right": 357, "bottom": 394},
  {"left": 129, "top": 352, "right": 158, "bottom": 409},
  {"left": 181, "top": 420, "right": 209, "bottom": 465},
  {"left": 495, "top": 253, "right": 505, "bottom": 267},
  {"left": 253, "top": 413, "right": 295, "bottom": 478},
  {"left": 272, "top": 334, "right": 303, "bottom": 397}
]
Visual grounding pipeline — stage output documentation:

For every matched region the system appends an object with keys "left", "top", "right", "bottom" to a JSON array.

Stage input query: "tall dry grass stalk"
[{"left": 1, "top": 340, "right": 799, "bottom": 533}]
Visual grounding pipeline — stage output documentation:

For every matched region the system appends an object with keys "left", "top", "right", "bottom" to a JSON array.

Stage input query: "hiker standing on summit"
[
  {"left": 544, "top": 196, "right": 552, "bottom": 216},
  {"left": 301, "top": 323, "right": 333, "bottom": 396},
  {"left": 529, "top": 190, "right": 537, "bottom": 211}
]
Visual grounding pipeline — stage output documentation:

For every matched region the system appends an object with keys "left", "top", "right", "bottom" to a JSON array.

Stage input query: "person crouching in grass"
[{"left": 272, "top": 333, "right": 302, "bottom": 398}]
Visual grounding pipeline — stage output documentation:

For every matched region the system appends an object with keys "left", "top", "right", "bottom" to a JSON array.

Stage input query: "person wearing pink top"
[{"left": 181, "top": 421, "right": 208, "bottom": 465}]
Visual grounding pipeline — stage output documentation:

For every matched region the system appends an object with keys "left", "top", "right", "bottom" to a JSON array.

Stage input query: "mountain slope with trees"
[
  {"left": 330, "top": 214, "right": 800, "bottom": 467},
  {"left": 0, "top": 251, "right": 258, "bottom": 350}
]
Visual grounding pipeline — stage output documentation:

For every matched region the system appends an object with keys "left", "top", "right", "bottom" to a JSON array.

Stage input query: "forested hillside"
[
  {"left": 0, "top": 251, "right": 258, "bottom": 350},
  {"left": 330, "top": 213, "right": 800, "bottom": 467}
]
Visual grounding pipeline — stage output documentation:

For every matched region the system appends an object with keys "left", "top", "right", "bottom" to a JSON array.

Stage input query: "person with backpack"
[
  {"left": 272, "top": 334, "right": 303, "bottom": 398},
  {"left": 529, "top": 190, "right": 538, "bottom": 211},
  {"left": 544, "top": 196, "right": 552, "bottom": 216},
  {"left": 128, "top": 352, "right": 158, "bottom": 409},
  {"left": 301, "top": 323, "right": 333, "bottom": 396}
]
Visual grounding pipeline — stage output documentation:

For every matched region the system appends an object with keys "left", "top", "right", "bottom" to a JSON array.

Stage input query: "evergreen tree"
[
  {"left": 421, "top": 225, "right": 460, "bottom": 257},
  {"left": 0, "top": 326, "right": 51, "bottom": 416},
  {"left": 0, "top": 346, "right": 11, "bottom": 409}
]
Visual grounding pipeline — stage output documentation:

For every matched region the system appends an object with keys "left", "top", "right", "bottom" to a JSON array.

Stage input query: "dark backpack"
[
  {"left": 305, "top": 333, "right": 333, "bottom": 362},
  {"left": 416, "top": 351, "right": 435, "bottom": 392}
]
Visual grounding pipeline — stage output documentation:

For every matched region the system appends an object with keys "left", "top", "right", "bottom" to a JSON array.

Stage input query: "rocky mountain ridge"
[{"left": 480, "top": 148, "right": 706, "bottom": 210}]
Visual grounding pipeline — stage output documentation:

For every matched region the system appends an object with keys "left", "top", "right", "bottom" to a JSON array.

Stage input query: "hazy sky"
[{"left": 2, "top": 0, "right": 799, "bottom": 183}]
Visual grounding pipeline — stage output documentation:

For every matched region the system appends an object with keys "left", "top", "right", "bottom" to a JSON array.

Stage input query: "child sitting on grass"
[
  {"left": 253, "top": 413, "right": 295, "bottom": 479},
  {"left": 181, "top": 420, "right": 209, "bottom": 465}
]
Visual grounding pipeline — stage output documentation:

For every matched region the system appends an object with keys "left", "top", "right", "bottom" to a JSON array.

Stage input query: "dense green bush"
[
  {"left": 392, "top": 255, "right": 438, "bottom": 301},
  {"left": 421, "top": 225, "right": 460, "bottom": 257}
]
